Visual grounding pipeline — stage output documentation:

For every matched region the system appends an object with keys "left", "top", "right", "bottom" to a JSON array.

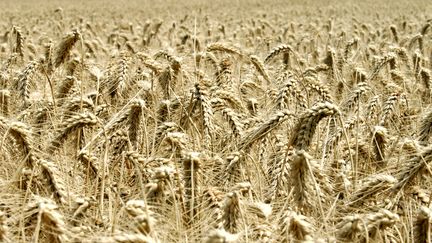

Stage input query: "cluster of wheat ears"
[{"left": 0, "top": 1, "right": 432, "bottom": 242}]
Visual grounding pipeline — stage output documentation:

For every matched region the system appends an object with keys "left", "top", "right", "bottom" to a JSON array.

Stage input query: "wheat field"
[{"left": 0, "top": 0, "right": 431, "bottom": 242}]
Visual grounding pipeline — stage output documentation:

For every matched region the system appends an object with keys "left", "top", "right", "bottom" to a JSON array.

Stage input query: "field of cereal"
[{"left": 0, "top": 0, "right": 432, "bottom": 242}]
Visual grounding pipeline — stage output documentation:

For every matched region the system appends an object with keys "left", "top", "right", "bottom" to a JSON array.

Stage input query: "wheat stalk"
[
  {"left": 182, "top": 152, "right": 202, "bottom": 225},
  {"left": 0, "top": 89, "right": 10, "bottom": 116}
]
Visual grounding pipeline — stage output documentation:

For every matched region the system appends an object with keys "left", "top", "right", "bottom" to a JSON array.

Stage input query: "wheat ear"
[
  {"left": 205, "top": 228, "right": 238, "bottom": 243},
  {"left": 362, "top": 209, "right": 399, "bottom": 241},
  {"left": 336, "top": 214, "right": 362, "bottom": 241},
  {"left": 26, "top": 196, "right": 68, "bottom": 242},
  {"left": 0, "top": 211, "right": 8, "bottom": 243},
  {"left": 128, "top": 99, "right": 146, "bottom": 149},
  {"left": 240, "top": 109, "right": 294, "bottom": 149},
  {"left": 17, "top": 60, "right": 38, "bottom": 108},
  {"left": 371, "top": 126, "right": 387, "bottom": 167},
  {"left": 0, "top": 118, "right": 37, "bottom": 167},
  {"left": 265, "top": 44, "right": 294, "bottom": 63},
  {"left": 54, "top": 30, "right": 80, "bottom": 67},
  {"left": 418, "top": 109, "right": 432, "bottom": 143},
  {"left": 414, "top": 206, "right": 432, "bottom": 243},
  {"left": 249, "top": 55, "right": 271, "bottom": 84},
  {"left": 222, "top": 192, "right": 242, "bottom": 234},
  {"left": 38, "top": 158, "right": 71, "bottom": 204},
  {"left": 11, "top": 26, "right": 24, "bottom": 60},
  {"left": 288, "top": 102, "right": 339, "bottom": 150},
  {"left": 279, "top": 209, "right": 314, "bottom": 242},
  {"left": 125, "top": 200, "right": 155, "bottom": 236},
  {"left": 393, "top": 145, "right": 432, "bottom": 191},
  {"left": 49, "top": 113, "right": 98, "bottom": 152},
  {"left": 348, "top": 174, "right": 396, "bottom": 207},
  {"left": 206, "top": 42, "right": 245, "bottom": 59}
]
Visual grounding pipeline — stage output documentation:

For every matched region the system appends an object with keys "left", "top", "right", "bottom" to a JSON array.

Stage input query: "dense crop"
[{"left": 0, "top": 0, "right": 431, "bottom": 242}]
